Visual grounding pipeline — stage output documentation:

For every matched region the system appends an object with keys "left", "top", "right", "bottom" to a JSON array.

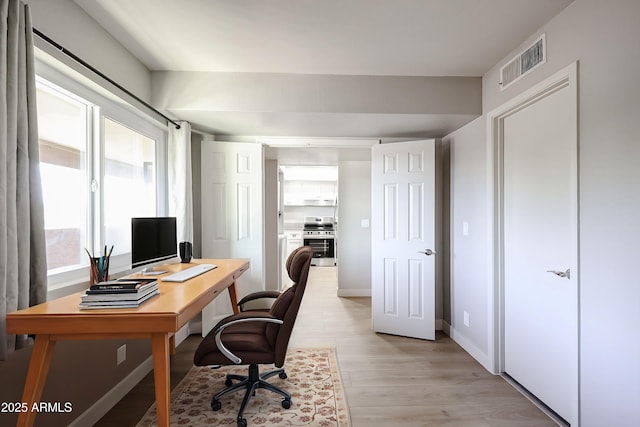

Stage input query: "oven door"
[{"left": 303, "top": 237, "right": 335, "bottom": 265}]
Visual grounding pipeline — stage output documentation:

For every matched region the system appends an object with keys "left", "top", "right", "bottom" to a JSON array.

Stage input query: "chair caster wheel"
[
  {"left": 279, "top": 371, "right": 287, "bottom": 379},
  {"left": 282, "top": 398, "right": 292, "bottom": 409},
  {"left": 211, "top": 399, "right": 222, "bottom": 411},
  {"left": 225, "top": 378, "right": 233, "bottom": 386},
  {"left": 237, "top": 417, "right": 247, "bottom": 427}
]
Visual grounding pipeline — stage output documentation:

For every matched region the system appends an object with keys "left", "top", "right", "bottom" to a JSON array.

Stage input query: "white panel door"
[
  {"left": 201, "top": 140, "right": 264, "bottom": 335},
  {"left": 372, "top": 140, "right": 437, "bottom": 340},
  {"left": 503, "top": 80, "right": 578, "bottom": 425}
]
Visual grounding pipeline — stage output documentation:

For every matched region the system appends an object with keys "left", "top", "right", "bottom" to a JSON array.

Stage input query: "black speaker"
[{"left": 179, "top": 241, "right": 192, "bottom": 263}]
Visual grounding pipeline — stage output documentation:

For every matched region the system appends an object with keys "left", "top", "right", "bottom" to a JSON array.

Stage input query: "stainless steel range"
[{"left": 303, "top": 216, "right": 335, "bottom": 267}]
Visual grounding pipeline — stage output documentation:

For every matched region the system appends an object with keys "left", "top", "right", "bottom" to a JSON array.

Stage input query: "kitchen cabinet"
[
  {"left": 282, "top": 230, "right": 303, "bottom": 288},
  {"left": 283, "top": 180, "right": 336, "bottom": 206},
  {"left": 285, "top": 230, "right": 303, "bottom": 256}
]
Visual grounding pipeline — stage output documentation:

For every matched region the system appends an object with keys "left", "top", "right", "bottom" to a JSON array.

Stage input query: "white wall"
[
  {"left": 443, "top": 117, "right": 490, "bottom": 366},
  {"left": 447, "top": 0, "right": 640, "bottom": 424},
  {"left": 337, "top": 161, "right": 371, "bottom": 296},
  {"left": 264, "top": 160, "right": 279, "bottom": 290},
  {"left": 28, "top": 0, "right": 151, "bottom": 101}
]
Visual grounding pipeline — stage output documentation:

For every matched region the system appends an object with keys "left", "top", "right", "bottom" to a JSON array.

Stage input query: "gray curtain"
[{"left": 1, "top": 0, "right": 47, "bottom": 361}]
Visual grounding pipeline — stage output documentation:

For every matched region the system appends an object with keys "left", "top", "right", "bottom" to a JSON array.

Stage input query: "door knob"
[
  {"left": 418, "top": 249, "right": 436, "bottom": 256},
  {"left": 547, "top": 269, "right": 570, "bottom": 279}
]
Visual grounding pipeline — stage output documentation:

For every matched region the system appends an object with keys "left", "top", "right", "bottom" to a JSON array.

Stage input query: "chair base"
[{"left": 211, "top": 364, "right": 291, "bottom": 427}]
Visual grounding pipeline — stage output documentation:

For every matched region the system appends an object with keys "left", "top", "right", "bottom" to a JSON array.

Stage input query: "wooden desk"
[{"left": 6, "top": 258, "right": 249, "bottom": 427}]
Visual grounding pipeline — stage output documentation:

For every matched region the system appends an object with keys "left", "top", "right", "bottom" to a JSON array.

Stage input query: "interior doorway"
[{"left": 279, "top": 165, "right": 338, "bottom": 286}]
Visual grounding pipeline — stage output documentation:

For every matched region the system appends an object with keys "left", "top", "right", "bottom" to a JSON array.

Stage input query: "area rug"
[{"left": 136, "top": 348, "right": 350, "bottom": 426}]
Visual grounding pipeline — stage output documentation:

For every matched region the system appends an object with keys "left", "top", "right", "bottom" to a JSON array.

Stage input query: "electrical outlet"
[
  {"left": 463, "top": 311, "right": 470, "bottom": 327},
  {"left": 117, "top": 344, "right": 127, "bottom": 365}
]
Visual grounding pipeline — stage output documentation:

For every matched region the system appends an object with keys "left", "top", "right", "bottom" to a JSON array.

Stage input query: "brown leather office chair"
[{"left": 193, "top": 246, "right": 312, "bottom": 427}]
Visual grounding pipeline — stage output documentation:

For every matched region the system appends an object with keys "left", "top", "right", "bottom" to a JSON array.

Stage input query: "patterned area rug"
[{"left": 136, "top": 348, "right": 350, "bottom": 426}]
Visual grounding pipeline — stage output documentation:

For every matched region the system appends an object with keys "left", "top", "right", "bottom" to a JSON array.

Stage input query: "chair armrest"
[
  {"left": 237, "top": 290, "right": 281, "bottom": 311},
  {"left": 214, "top": 312, "right": 283, "bottom": 364}
]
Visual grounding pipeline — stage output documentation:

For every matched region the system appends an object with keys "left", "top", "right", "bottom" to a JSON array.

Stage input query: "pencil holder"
[{"left": 89, "top": 257, "right": 110, "bottom": 284}]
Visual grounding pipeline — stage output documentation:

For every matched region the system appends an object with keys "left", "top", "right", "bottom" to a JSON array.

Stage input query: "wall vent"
[{"left": 499, "top": 34, "right": 546, "bottom": 90}]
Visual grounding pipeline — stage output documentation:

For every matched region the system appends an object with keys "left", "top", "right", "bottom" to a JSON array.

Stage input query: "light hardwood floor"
[
  {"left": 98, "top": 266, "right": 557, "bottom": 426},
  {"left": 290, "top": 266, "right": 557, "bottom": 427}
]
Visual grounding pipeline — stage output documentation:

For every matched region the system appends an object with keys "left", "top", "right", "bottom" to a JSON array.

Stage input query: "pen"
[
  {"left": 104, "top": 245, "right": 114, "bottom": 279},
  {"left": 98, "top": 256, "right": 104, "bottom": 281}
]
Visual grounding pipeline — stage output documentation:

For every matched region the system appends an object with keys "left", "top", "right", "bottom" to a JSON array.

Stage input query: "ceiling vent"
[{"left": 499, "top": 34, "right": 546, "bottom": 90}]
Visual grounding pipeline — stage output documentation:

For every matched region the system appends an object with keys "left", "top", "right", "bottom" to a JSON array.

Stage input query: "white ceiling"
[{"left": 73, "top": 0, "right": 573, "bottom": 144}]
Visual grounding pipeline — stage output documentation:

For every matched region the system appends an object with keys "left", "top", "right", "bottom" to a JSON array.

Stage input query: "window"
[
  {"left": 37, "top": 83, "right": 89, "bottom": 273},
  {"left": 36, "top": 74, "right": 167, "bottom": 287},
  {"left": 103, "top": 118, "right": 157, "bottom": 254}
]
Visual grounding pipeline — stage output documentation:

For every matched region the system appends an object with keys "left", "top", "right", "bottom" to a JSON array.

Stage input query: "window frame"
[{"left": 36, "top": 60, "right": 168, "bottom": 293}]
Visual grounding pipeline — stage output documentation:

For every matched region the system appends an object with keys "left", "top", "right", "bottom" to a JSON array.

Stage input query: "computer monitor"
[{"left": 131, "top": 217, "right": 177, "bottom": 268}]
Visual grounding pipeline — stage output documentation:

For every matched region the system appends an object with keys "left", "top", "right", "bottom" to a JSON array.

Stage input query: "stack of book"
[{"left": 79, "top": 278, "right": 159, "bottom": 310}]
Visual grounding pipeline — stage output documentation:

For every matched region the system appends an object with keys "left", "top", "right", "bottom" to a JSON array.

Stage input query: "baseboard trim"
[
  {"left": 175, "top": 323, "right": 191, "bottom": 344},
  {"left": 441, "top": 320, "right": 451, "bottom": 335},
  {"left": 68, "top": 327, "right": 191, "bottom": 426},
  {"left": 336, "top": 288, "right": 371, "bottom": 297},
  {"left": 68, "top": 356, "right": 153, "bottom": 427},
  {"left": 443, "top": 321, "right": 493, "bottom": 373}
]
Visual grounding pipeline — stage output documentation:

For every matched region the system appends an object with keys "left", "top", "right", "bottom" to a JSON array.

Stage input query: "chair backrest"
[{"left": 267, "top": 246, "right": 312, "bottom": 366}]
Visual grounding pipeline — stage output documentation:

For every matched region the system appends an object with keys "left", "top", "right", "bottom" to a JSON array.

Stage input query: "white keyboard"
[{"left": 162, "top": 263, "right": 217, "bottom": 282}]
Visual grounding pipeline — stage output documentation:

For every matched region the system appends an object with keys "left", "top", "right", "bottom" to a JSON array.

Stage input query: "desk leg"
[
  {"left": 228, "top": 280, "right": 240, "bottom": 314},
  {"left": 151, "top": 333, "right": 171, "bottom": 427},
  {"left": 16, "top": 335, "right": 56, "bottom": 427}
]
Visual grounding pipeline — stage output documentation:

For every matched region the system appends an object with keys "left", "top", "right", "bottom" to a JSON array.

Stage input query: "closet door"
[{"left": 502, "top": 75, "right": 578, "bottom": 425}]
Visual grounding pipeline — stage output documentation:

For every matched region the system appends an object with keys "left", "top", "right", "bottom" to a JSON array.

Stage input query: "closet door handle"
[{"left": 547, "top": 269, "right": 570, "bottom": 279}]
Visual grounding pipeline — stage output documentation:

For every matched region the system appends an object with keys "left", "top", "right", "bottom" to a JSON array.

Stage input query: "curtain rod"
[{"left": 32, "top": 27, "right": 181, "bottom": 130}]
